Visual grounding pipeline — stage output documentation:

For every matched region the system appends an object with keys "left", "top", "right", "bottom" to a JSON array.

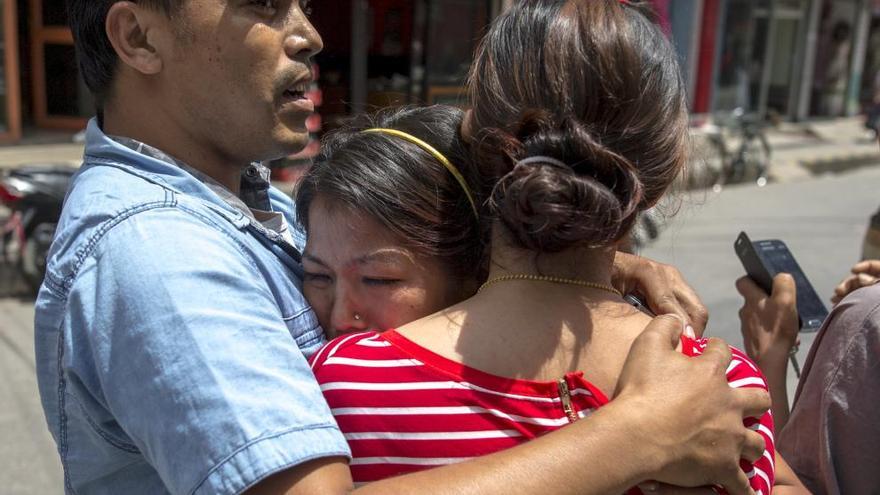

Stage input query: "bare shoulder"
[{"left": 394, "top": 304, "right": 470, "bottom": 359}]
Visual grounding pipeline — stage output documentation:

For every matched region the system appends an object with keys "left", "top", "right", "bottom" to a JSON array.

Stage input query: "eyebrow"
[
  {"left": 302, "top": 252, "right": 329, "bottom": 267},
  {"left": 302, "top": 248, "right": 416, "bottom": 268},
  {"left": 355, "top": 249, "right": 416, "bottom": 266}
]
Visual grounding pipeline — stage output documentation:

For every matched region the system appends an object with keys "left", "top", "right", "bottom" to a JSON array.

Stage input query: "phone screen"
[{"left": 753, "top": 240, "right": 828, "bottom": 331}]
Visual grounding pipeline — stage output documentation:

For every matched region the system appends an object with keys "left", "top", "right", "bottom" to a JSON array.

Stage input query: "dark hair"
[
  {"left": 467, "top": 0, "right": 688, "bottom": 252},
  {"left": 67, "top": 0, "right": 180, "bottom": 114},
  {"left": 295, "top": 105, "right": 484, "bottom": 283}
]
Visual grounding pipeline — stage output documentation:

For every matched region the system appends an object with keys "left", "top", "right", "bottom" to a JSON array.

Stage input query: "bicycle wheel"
[
  {"left": 742, "top": 133, "right": 771, "bottom": 186},
  {"left": 695, "top": 133, "right": 729, "bottom": 192}
]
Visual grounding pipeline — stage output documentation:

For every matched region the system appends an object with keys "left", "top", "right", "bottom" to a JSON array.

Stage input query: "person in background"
[
  {"left": 863, "top": 20, "right": 880, "bottom": 139},
  {"left": 819, "top": 21, "right": 852, "bottom": 116},
  {"left": 738, "top": 262, "right": 880, "bottom": 493},
  {"left": 739, "top": 93, "right": 880, "bottom": 491}
]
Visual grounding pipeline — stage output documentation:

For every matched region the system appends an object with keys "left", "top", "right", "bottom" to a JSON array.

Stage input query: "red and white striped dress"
[{"left": 309, "top": 330, "right": 776, "bottom": 494}]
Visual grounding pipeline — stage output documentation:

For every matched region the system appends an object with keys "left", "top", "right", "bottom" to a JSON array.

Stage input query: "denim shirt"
[{"left": 34, "top": 119, "right": 350, "bottom": 495}]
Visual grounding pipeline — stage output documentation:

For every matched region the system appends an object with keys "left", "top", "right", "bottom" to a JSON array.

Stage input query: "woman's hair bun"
[
  {"left": 468, "top": 0, "right": 688, "bottom": 253},
  {"left": 491, "top": 114, "right": 644, "bottom": 252}
]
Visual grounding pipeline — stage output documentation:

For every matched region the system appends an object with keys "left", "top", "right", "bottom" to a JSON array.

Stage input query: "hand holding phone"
[
  {"left": 735, "top": 232, "right": 828, "bottom": 332},
  {"left": 735, "top": 232, "right": 828, "bottom": 378},
  {"left": 735, "top": 272, "right": 802, "bottom": 377}
]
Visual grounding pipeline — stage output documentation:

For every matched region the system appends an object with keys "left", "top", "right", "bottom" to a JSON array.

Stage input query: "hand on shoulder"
[{"left": 614, "top": 315, "right": 769, "bottom": 494}]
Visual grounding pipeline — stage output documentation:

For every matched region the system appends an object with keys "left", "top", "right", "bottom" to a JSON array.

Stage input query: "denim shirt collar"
[{"left": 82, "top": 118, "right": 271, "bottom": 226}]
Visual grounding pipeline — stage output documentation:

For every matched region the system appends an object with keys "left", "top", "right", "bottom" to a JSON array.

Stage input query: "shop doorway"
[
  {"left": 714, "top": 0, "right": 810, "bottom": 119},
  {"left": 0, "top": 0, "right": 90, "bottom": 144},
  {"left": 757, "top": 0, "right": 809, "bottom": 117},
  {"left": 310, "top": 0, "right": 494, "bottom": 132},
  {"left": 29, "top": 0, "right": 91, "bottom": 131}
]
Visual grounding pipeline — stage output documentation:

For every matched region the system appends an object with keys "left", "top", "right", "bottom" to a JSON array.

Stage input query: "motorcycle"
[{"left": 0, "top": 164, "right": 75, "bottom": 293}]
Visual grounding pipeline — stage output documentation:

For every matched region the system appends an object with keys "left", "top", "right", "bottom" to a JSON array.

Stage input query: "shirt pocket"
[
  {"left": 278, "top": 290, "right": 325, "bottom": 357},
  {"left": 66, "top": 380, "right": 142, "bottom": 457}
]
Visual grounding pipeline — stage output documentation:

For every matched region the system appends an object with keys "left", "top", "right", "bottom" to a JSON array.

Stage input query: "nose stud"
[{"left": 353, "top": 313, "right": 362, "bottom": 321}]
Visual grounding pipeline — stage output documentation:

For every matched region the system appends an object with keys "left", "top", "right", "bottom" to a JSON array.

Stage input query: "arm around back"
[{"left": 247, "top": 315, "right": 770, "bottom": 495}]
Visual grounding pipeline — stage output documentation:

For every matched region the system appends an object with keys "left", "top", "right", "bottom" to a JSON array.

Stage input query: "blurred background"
[{"left": 3, "top": 0, "right": 880, "bottom": 493}]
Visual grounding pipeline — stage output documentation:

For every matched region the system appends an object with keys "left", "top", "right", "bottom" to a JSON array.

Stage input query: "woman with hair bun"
[{"left": 305, "top": 1, "right": 806, "bottom": 492}]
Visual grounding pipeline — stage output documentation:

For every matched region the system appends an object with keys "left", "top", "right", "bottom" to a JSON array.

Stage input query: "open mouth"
[{"left": 278, "top": 79, "right": 315, "bottom": 116}]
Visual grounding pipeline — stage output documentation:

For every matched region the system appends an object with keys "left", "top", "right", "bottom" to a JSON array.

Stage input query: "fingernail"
[{"left": 685, "top": 324, "right": 696, "bottom": 339}]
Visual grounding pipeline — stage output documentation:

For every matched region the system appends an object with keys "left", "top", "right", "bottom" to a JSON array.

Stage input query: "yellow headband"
[{"left": 362, "top": 128, "right": 479, "bottom": 220}]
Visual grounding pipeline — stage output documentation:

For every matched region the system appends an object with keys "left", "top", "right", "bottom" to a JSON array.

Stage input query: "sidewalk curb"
[{"left": 799, "top": 151, "right": 880, "bottom": 174}]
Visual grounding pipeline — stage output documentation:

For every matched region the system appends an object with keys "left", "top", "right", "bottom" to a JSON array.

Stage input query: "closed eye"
[{"left": 304, "top": 272, "right": 332, "bottom": 285}]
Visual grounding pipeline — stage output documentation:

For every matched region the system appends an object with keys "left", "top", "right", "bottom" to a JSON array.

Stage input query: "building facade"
[
  {"left": 1, "top": 0, "right": 95, "bottom": 143},
  {"left": 1, "top": 0, "right": 878, "bottom": 146},
  {"left": 307, "top": 0, "right": 502, "bottom": 134},
  {"left": 666, "top": 0, "right": 880, "bottom": 121}
]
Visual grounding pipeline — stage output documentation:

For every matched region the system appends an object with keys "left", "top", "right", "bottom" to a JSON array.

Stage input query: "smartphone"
[
  {"left": 624, "top": 293, "right": 656, "bottom": 317},
  {"left": 735, "top": 231, "right": 828, "bottom": 332}
]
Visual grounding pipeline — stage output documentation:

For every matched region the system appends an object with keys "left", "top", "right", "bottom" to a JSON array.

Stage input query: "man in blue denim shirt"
[{"left": 35, "top": 1, "right": 771, "bottom": 494}]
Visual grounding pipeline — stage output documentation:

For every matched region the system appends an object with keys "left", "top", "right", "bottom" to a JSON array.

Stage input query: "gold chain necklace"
[{"left": 477, "top": 273, "right": 622, "bottom": 297}]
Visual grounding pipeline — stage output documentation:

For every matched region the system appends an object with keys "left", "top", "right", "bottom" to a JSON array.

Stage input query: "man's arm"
[{"left": 248, "top": 315, "right": 769, "bottom": 495}]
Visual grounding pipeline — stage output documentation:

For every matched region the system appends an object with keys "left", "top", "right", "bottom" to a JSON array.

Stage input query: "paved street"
[
  {"left": 2, "top": 165, "right": 879, "bottom": 493},
  {"left": 643, "top": 166, "right": 880, "bottom": 395},
  {"left": 0, "top": 296, "right": 63, "bottom": 494}
]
